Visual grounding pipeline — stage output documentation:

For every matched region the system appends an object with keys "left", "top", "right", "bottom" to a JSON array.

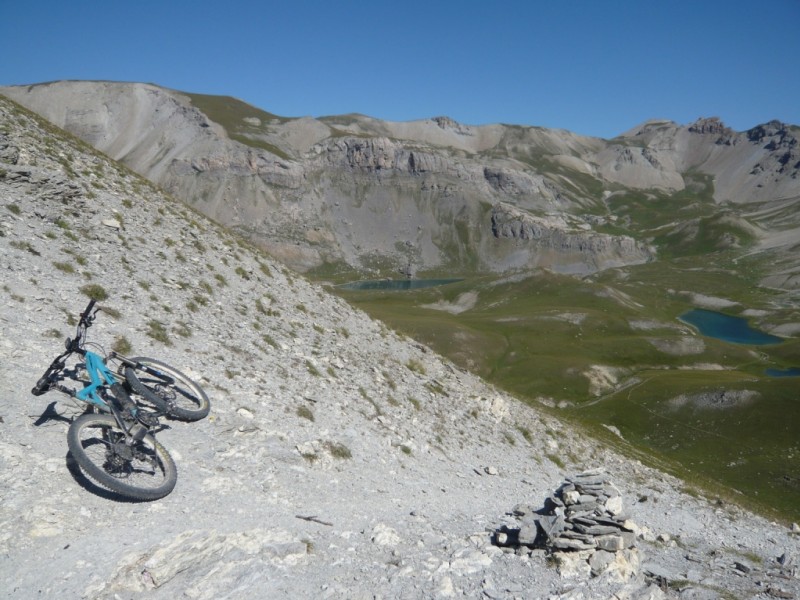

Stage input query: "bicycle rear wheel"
[
  {"left": 124, "top": 357, "right": 210, "bottom": 422},
  {"left": 67, "top": 413, "right": 177, "bottom": 500}
]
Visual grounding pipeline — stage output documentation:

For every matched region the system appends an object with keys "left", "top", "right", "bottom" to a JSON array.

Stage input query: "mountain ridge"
[{"left": 3, "top": 80, "right": 798, "bottom": 282}]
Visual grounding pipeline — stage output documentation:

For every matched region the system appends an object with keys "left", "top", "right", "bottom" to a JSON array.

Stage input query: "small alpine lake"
[
  {"left": 765, "top": 367, "right": 800, "bottom": 377},
  {"left": 679, "top": 308, "right": 783, "bottom": 346}
]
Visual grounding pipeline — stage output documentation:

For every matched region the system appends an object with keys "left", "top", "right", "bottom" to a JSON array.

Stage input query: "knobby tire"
[
  {"left": 67, "top": 413, "right": 177, "bottom": 500},
  {"left": 124, "top": 357, "right": 210, "bottom": 421}
]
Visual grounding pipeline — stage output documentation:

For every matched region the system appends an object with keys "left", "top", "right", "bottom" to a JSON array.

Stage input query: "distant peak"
[
  {"left": 688, "top": 117, "right": 731, "bottom": 135},
  {"left": 432, "top": 116, "right": 460, "bottom": 129},
  {"left": 746, "top": 119, "right": 793, "bottom": 141},
  {"left": 431, "top": 115, "right": 473, "bottom": 136}
]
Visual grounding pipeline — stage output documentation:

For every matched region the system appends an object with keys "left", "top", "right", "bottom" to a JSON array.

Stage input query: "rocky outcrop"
[
  {"left": 316, "top": 136, "right": 457, "bottom": 176},
  {"left": 490, "top": 202, "right": 655, "bottom": 274},
  {"left": 747, "top": 120, "right": 800, "bottom": 176},
  {"left": 483, "top": 166, "right": 564, "bottom": 206},
  {"left": 688, "top": 116, "right": 737, "bottom": 145},
  {"left": 592, "top": 144, "right": 686, "bottom": 191}
]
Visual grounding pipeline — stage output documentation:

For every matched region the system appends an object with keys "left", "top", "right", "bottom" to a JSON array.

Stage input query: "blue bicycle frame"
[
  {"left": 74, "top": 350, "right": 119, "bottom": 410},
  {"left": 33, "top": 299, "right": 141, "bottom": 422}
]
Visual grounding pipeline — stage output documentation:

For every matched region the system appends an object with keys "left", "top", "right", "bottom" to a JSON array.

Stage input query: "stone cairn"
[{"left": 494, "top": 468, "right": 641, "bottom": 580}]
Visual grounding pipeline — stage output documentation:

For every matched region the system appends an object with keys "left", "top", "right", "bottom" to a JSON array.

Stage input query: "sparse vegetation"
[
  {"left": 297, "top": 405, "right": 315, "bottom": 421},
  {"left": 80, "top": 284, "right": 108, "bottom": 301},
  {"left": 406, "top": 359, "right": 426, "bottom": 375},
  {"left": 261, "top": 333, "right": 278, "bottom": 348},
  {"left": 516, "top": 425, "right": 533, "bottom": 443},
  {"left": 546, "top": 452, "right": 566, "bottom": 469},
  {"left": 304, "top": 360, "right": 321, "bottom": 376},
  {"left": 112, "top": 335, "right": 133, "bottom": 355},
  {"left": 101, "top": 306, "right": 121, "bottom": 319},
  {"left": 425, "top": 380, "right": 448, "bottom": 397},
  {"left": 325, "top": 441, "right": 352, "bottom": 459},
  {"left": 10, "top": 240, "right": 40, "bottom": 255},
  {"left": 54, "top": 217, "right": 71, "bottom": 230},
  {"left": 173, "top": 321, "right": 192, "bottom": 338},
  {"left": 146, "top": 319, "right": 172, "bottom": 346},
  {"left": 52, "top": 261, "right": 75, "bottom": 273},
  {"left": 300, "top": 451, "right": 318, "bottom": 463}
]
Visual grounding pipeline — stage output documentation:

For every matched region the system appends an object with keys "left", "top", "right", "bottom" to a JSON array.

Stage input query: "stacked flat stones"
[{"left": 496, "top": 468, "right": 641, "bottom": 579}]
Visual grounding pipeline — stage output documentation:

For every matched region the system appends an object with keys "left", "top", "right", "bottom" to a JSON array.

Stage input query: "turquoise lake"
[
  {"left": 679, "top": 308, "right": 783, "bottom": 345},
  {"left": 765, "top": 367, "right": 800, "bottom": 377}
]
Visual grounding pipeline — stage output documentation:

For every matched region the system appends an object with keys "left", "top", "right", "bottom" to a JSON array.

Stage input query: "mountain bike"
[{"left": 31, "top": 300, "right": 208, "bottom": 499}]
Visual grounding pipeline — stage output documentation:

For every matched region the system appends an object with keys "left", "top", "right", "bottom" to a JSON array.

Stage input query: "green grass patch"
[
  {"left": 112, "top": 335, "right": 133, "bottom": 355},
  {"left": 52, "top": 261, "right": 75, "bottom": 274},
  {"left": 146, "top": 320, "right": 172, "bottom": 346},
  {"left": 297, "top": 405, "right": 315, "bottom": 421},
  {"left": 325, "top": 441, "right": 352, "bottom": 459},
  {"left": 80, "top": 284, "right": 109, "bottom": 301}
]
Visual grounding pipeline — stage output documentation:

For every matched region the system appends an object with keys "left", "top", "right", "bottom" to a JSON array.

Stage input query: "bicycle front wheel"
[
  {"left": 124, "top": 357, "right": 210, "bottom": 422},
  {"left": 67, "top": 413, "right": 177, "bottom": 500}
]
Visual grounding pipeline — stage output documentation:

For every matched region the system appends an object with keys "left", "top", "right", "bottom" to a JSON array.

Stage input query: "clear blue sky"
[{"left": 1, "top": 0, "right": 798, "bottom": 139}]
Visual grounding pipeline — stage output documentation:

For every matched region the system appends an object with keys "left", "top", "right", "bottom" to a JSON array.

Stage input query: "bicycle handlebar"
[
  {"left": 80, "top": 299, "right": 97, "bottom": 327},
  {"left": 32, "top": 300, "right": 101, "bottom": 396}
]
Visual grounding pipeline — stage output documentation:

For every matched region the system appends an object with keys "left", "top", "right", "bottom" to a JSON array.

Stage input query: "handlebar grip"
[{"left": 31, "top": 378, "right": 49, "bottom": 396}]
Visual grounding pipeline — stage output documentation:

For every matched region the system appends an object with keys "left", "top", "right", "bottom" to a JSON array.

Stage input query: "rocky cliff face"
[
  {"left": 2, "top": 81, "right": 799, "bottom": 286},
  {"left": 490, "top": 203, "right": 654, "bottom": 273},
  {"left": 2, "top": 88, "right": 799, "bottom": 600}
]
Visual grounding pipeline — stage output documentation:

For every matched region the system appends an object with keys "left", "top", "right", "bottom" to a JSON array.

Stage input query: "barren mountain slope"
[
  {"left": 0, "top": 82, "right": 660, "bottom": 275},
  {"left": 1, "top": 93, "right": 799, "bottom": 599}
]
